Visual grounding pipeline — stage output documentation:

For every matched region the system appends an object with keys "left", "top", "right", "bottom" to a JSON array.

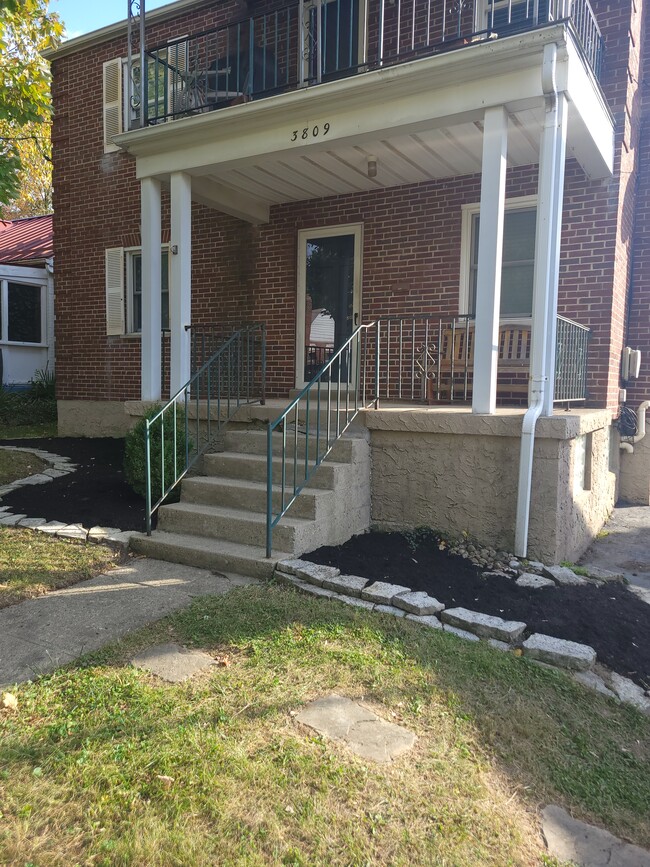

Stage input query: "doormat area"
[
  {"left": 0, "top": 438, "right": 145, "bottom": 531},
  {"left": 303, "top": 531, "right": 650, "bottom": 689}
]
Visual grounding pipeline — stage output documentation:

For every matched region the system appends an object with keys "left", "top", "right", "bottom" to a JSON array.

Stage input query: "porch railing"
[
  {"left": 138, "top": 0, "right": 603, "bottom": 126},
  {"left": 145, "top": 323, "right": 266, "bottom": 534},
  {"left": 554, "top": 314, "right": 590, "bottom": 404}
]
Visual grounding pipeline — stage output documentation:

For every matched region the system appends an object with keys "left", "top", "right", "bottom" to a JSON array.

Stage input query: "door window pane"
[
  {"left": 8, "top": 283, "right": 41, "bottom": 343},
  {"left": 304, "top": 233, "right": 355, "bottom": 381}
]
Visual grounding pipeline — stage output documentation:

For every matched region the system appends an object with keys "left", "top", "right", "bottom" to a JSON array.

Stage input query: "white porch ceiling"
[{"left": 199, "top": 109, "right": 544, "bottom": 206}]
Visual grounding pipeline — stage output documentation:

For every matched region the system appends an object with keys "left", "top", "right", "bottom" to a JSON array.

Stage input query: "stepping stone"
[
  {"left": 441, "top": 607, "right": 526, "bottom": 642},
  {"left": 609, "top": 673, "right": 650, "bottom": 714},
  {"left": 443, "top": 624, "right": 480, "bottom": 641},
  {"left": 482, "top": 570, "right": 512, "bottom": 579},
  {"left": 295, "top": 693, "right": 415, "bottom": 763},
  {"left": 361, "top": 581, "right": 411, "bottom": 605},
  {"left": 374, "top": 604, "right": 406, "bottom": 618},
  {"left": 405, "top": 613, "right": 442, "bottom": 630},
  {"left": 516, "top": 572, "right": 555, "bottom": 589},
  {"left": 294, "top": 562, "right": 340, "bottom": 587},
  {"left": 321, "top": 573, "right": 368, "bottom": 597},
  {"left": 88, "top": 526, "right": 123, "bottom": 542},
  {"left": 17, "top": 518, "right": 47, "bottom": 529},
  {"left": 526, "top": 560, "right": 545, "bottom": 572},
  {"left": 16, "top": 473, "right": 52, "bottom": 485},
  {"left": 334, "top": 595, "right": 374, "bottom": 610},
  {"left": 131, "top": 643, "right": 216, "bottom": 683},
  {"left": 522, "top": 634, "right": 596, "bottom": 671},
  {"left": 542, "top": 565, "right": 587, "bottom": 586},
  {"left": 43, "top": 468, "right": 70, "bottom": 478},
  {"left": 276, "top": 558, "right": 310, "bottom": 576},
  {"left": 393, "top": 591, "right": 444, "bottom": 616},
  {"left": 35, "top": 521, "right": 68, "bottom": 534},
  {"left": 542, "top": 804, "right": 650, "bottom": 867},
  {"left": 488, "top": 638, "right": 511, "bottom": 651},
  {"left": 573, "top": 671, "right": 618, "bottom": 700},
  {"left": 0, "top": 514, "right": 27, "bottom": 526},
  {"left": 57, "top": 524, "right": 88, "bottom": 541}
]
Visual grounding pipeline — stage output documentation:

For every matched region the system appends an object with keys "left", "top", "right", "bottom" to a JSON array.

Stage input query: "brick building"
[{"left": 44, "top": 0, "right": 650, "bottom": 570}]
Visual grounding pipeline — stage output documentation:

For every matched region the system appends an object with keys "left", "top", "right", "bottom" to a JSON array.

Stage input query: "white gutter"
[{"left": 514, "top": 43, "right": 567, "bottom": 557}]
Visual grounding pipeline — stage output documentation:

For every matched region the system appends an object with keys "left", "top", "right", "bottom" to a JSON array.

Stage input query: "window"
[
  {"left": 0, "top": 280, "right": 44, "bottom": 344},
  {"left": 128, "top": 249, "right": 170, "bottom": 333},
  {"left": 461, "top": 198, "right": 537, "bottom": 318},
  {"left": 105, "top": 247, "right": 169, "bottom": 336}
]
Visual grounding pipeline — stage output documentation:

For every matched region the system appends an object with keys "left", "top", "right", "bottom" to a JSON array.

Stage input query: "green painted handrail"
[
  {"left": 146, "top": 323, "right": 266, "bottom": 534},
  {"left": 265, "top": 323, "right": 377, "bottom": 558}
]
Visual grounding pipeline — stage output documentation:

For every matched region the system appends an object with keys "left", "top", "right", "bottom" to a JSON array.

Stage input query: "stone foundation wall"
[
  {"left": 364, "top": 409, "right": 616, "bottom": 564},
  {"left": 57, "top": 400, "right": 136, "bottom": 437}
]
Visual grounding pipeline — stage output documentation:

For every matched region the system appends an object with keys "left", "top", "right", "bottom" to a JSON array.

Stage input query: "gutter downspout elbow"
[{"left": 620, "top": 400, "right": 650, "bottom": 452}]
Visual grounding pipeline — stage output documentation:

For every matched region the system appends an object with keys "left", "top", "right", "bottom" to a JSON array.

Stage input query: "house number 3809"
[{"left": 291, "top": 123, "right": 330, "bottom": 141}]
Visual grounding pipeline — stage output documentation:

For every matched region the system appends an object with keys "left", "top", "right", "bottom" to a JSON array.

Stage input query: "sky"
[{"left": 51, "top": 0, "right": 171, "bottom": 41}]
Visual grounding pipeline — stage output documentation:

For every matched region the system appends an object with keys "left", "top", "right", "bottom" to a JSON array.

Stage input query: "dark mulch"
[
  {"left": 0, "top": 438, "right": 146, "bottom": 531},
  {"left": 304, "top": 531, "right": 650, "bottom": 689}
]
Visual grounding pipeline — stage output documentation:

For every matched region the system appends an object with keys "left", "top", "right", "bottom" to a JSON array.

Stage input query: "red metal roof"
[{"left": 0, "top": 214, "right": 53, "bottom": 264}]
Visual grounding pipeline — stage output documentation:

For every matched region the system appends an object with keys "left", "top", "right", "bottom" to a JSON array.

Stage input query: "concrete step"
[
  {"left": 130, "top": 531, "right": 285, "bottom": 579},
  {"left": 181, "top": 475, "right": 332, "bottom": 520},
  {"left": 202, "top": 451, "right": 347, "bottom": 489},
  {"left": 223, "top": 428, "right": 355, "bottom": 462},
  {"left": 157, "top": 501, "right": 316, "bottom": 551}
]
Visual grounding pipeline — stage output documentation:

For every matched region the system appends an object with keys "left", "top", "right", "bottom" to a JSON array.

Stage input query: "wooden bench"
[{"left": 427, "top": 323, "right": 531, "bottom": 403}]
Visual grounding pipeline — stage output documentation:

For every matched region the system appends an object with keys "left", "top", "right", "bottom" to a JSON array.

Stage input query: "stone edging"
[
  {"left": 0, "top": 445, "right": 133, "bottom": 553},
  {"left": 274, "top": 559, "right": 650, "bottom": 716}
]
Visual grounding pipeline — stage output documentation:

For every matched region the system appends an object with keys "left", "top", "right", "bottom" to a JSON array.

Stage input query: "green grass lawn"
[
  {"left": 0, "top": 421, "right": 57, "bottom": 440},
  {"left": 1, "top": 584, "right": 648, "bottom": 866},
  {"left": 0, "top": 448, "right": 48, "bottom": 485},
  {"left": 0, "top": 528, "right": 117, "bottom": 609}
]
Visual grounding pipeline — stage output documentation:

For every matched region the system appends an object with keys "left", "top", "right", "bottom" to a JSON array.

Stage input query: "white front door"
[{"left": 296, "top": 224, "right": 362, "bottom": 388}]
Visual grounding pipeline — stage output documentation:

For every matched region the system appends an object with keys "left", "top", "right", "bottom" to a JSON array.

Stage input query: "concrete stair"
[{"left": 130, "top": 422, "right": 370, "bottom": 579}]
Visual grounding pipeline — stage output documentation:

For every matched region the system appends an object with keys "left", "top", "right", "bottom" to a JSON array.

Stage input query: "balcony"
[{"left": 131, "top": 0, "right": 604, "bottom": 128}]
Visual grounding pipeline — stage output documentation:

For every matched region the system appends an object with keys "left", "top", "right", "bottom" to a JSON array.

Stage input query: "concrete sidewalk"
[
  {"left": 580, "top": 504, "right": 650, "bottom": 599},
  {"left": 0, "top": 557, "right": 256, "bottom": 687}
]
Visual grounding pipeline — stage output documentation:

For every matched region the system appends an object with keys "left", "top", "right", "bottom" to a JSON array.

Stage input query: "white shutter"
[
  {"left": 105, "top": 248, "right": 125, "bottom": 335},
  {"left": 103, "top": 58, "right": 123, "bottom": 153},
  {"left": 168, "top": 39, "right": 188, "bottom": 117}
]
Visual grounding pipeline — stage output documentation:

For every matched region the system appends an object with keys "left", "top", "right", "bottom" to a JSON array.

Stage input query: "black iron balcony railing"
[{"left": 133, "top": 0, "right": 603, "bottom": 127}]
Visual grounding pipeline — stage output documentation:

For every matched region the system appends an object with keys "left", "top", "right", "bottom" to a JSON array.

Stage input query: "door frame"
[{"left": 295, "top": 222, "right": 363, "bottom": 389}]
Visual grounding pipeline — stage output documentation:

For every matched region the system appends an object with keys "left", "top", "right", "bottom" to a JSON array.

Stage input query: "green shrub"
[
  {"left": 124, "top": 405, "right": 192, "bottom": 501},
  {"left": 29, "top": 365, "right": 56, "bottom": 400},
  {"left": 0, "top": 387, "right": 57, "bottom": 426}
]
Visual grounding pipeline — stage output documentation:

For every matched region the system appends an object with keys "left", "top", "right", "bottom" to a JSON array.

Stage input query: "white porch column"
[
  {"left": 170, "top": 171, "right": 192, "bottom": 395},
  {"left": 472, "top": 106, "right": 508, "bottom": 414},
  {"left": 140, "top": 177, "right": 162, "bottom": 401}
]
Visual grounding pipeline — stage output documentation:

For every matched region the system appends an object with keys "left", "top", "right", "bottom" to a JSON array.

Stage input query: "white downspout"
[{"left": 514, "top": 44, "right": 566, "bottom": 557}]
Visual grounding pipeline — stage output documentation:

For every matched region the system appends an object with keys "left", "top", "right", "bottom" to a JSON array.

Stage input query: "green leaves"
[{"left": 0, "top": 0, "right": 62, "bottom": 210}]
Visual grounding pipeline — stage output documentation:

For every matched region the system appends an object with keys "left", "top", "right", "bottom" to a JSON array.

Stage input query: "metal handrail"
[
  {"left": 146, "top": 323, "right": 266, "bottom": 534},
  {"left": 265, "top": 323, "right": 376, "bottom": 557}
]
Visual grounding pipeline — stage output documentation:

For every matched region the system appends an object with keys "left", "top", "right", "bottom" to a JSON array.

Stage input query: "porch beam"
[
  {"left": 190, "top": 177, "right": 270, "bottom": 225},
  {"left": 140, "top": 177, "right": 162, "bottom": 401},
  {"left": 170, "top": 171, "right": 192, "bottom": 395},
  {"left": 472, "top": 106, "right": 508, "bottom": 415}
]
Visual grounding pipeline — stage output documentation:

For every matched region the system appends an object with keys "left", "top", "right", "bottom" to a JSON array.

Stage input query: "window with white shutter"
[
  {"left": 105, "top": 248, "right": 125, "bottom": 335},
  {"left": 103, "top": 58, "right": 123, "bottom": 153}
]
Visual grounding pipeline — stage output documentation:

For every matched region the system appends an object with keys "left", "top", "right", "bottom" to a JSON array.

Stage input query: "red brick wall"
[{"left": 51, "top": 0, "right": 646, "bottom": 408}]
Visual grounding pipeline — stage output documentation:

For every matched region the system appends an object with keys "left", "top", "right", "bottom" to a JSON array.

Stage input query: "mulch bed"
[
  {"left": 0, "top": 438, "right": 146, "bottom": 532},
  {"left": 304, "top": 531, "right": 650, "bottom": 689}
]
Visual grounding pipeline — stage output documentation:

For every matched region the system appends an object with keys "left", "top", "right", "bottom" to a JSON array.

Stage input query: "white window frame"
[
  {"left": 459, "top": 194, "right": 537, "bottom": 321},
  {"left": 125, "top": 246, "right": 171, "bottom": 335},
  {"left": 0, "top": 269, "right": 48, "bottom": 348}
]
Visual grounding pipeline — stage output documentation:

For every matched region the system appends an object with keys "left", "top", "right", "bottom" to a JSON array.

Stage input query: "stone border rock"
[
  {"left": 0, "top": 445, "right": 134, "bottom": 554},
  {"left": 274, "top": 558, "right": 650, "bottom": 717}
]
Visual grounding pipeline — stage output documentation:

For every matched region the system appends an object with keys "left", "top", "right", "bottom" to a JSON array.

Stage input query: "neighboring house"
[
  {"left": 44, "top": 0, "right": 650, "bottom": 568},
  {"left": 0, "top": 215, "right": 54, "bottom": 390}
]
